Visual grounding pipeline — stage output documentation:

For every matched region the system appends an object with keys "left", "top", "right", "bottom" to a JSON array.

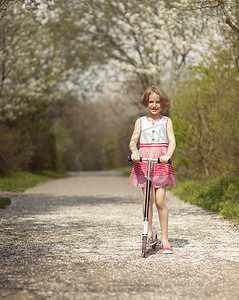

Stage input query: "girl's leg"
[
  {"left": 142, "top": 186, "right": 154, "bottom": 238},
  {"left": 155, "top": 187, "right": 171, "bottom": 248}
]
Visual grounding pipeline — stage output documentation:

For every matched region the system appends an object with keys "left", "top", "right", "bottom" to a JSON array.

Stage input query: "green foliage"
[
  {"left": 0, "top": 170, "right": 66, "bottom": 192},
  {"left": 0, "top": 115, "right": 62, "bottom": 175},
  {"left": 174, "top": 176, "right": 239, "bottom": 222},
  {"left": 0, "top": 197, "right": 11, "bottom": 209},
  {"left": 172, "top": 49, "right": 239, "bottom": 178}
]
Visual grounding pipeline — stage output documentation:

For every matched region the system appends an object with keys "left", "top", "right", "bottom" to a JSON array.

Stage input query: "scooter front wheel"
[{"left": 142, "top": 236, "right": 147, "bottom": 258}]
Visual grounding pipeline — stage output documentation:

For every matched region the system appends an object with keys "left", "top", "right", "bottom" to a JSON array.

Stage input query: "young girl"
[{"left": 129, "top": 86, "right": 176, "bottom": 254}]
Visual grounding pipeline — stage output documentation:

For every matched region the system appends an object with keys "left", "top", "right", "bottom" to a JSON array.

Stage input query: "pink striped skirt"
[{"left": 129, "top": 146, "right": 176, "bottom": 188}]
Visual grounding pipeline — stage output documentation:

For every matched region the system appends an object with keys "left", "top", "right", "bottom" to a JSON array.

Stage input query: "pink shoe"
[{"left": 162, "top": 242, "right": 173, "bottom": 254}]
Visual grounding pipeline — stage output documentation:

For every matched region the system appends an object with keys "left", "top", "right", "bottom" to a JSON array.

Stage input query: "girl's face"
[{"left": 147, "top": 93, "right": 162, "bottom": 116}]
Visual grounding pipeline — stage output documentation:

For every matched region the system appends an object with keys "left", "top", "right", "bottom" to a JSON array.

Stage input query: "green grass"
[
  {"left": 0, "top": 170, "right": 67, "bottom": 192},
  {"left": 173, "top": 175, "right": 239, "bottom": 223}
]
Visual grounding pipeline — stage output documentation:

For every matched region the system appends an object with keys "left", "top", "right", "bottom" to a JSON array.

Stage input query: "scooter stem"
[{"left": 143, "top": 160, "right": 152, "bottom": 223}]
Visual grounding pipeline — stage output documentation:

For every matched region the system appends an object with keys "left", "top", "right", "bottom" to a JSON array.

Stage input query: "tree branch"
[{"left": 219, "top": 0, "right": 239, "bottom": 35}]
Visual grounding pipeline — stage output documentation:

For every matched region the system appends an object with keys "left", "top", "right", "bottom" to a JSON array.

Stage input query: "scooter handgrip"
[
  {"left": 128, "top": 156, "right": 143, "bottom": 162},
  {"left": 157, "top": 158, "right": 172, "bottom": 164}
]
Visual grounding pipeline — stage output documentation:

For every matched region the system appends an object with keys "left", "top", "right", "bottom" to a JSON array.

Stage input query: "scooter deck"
[
  {"left": 148, "top": 237, "right": 158, "bottom": 249},
  {"left": 149, "top": 239, "right": 158, "bottom": 248}
]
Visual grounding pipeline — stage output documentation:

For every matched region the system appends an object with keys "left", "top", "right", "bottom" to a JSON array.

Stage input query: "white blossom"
[
  {"left": 0, "top": 2, "right": 66, "bottom": 121},
  {"left": 103, "top": 0, "right": 226, "bottom": 83}
]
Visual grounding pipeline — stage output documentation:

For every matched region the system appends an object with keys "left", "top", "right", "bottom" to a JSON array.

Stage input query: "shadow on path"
[{"left": 0, "top": 193, "right": 139, "bottom": 218}]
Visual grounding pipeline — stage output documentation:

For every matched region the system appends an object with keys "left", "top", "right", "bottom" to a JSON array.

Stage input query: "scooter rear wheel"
[{"left": 152, "top": 233, "right": 158, "bottom": 249}]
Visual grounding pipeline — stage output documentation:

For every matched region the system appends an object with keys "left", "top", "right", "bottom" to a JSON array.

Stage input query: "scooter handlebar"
[{"left": 128, "top": 156, "right": 172, "bottom": 164}]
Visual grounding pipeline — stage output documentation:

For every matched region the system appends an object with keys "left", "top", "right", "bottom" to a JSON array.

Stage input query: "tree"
[
  {"left": 173, "top": 48, "right": 239, "bottom": 178},
  {"left": 38, "top": 0, "right": 223, "bottom": 92},
  {"left": 0, "top": 1, "right": 64, "bottom": 173},
  {"left": 0, "top": 0, "right": 54, "bottom": 23},
  {"left": 171, "top": 0, "right": 239, "bottom": 70},
  {"left": 0, "top": 2, "right": 65, "bottom": 121}
]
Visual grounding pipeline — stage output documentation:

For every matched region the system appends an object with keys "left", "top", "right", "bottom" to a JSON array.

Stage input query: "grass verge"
[
  {"left": 0, "top": 170, "right": 67, "bottom": 193},
  {"left": 173, "top": 175, "right": 239, "bottom": 223}
]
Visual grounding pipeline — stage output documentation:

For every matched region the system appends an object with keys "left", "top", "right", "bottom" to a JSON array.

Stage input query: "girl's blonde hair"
[{"left": 140, "top": 86, "right": 170, "bottom": 109}]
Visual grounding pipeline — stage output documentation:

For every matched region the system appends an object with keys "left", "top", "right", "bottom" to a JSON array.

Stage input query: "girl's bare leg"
[
  {"left": 142, "top": 186, "right": 154, "bottom": 238},
  {"left": 155, "top": 187, "right": 171, "bottom": 248}
]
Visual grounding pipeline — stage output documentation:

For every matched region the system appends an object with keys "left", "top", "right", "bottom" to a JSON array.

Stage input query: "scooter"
[{"left": 128, "top": 156, "right": 172, "bottom": 258}]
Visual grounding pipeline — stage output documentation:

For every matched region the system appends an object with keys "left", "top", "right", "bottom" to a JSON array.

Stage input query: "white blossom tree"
[
  {"left": 1, "top": 0, "right": 237, "bottom": 120},
  {"left": 0, "top": 0, "right": 55, "bottom": 23},
  {"left": 0, "top": 2, "right": 64, "bottom": 121},
  {"left": 51, "top": 0, "right": 227, "bottom": 90},
  {"left": 171, "top": 0, "right": 239, "bottom": 70}
]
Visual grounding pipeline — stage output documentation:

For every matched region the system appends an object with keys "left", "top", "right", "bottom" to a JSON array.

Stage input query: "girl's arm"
[
  {"left": 160, "top": 118, "right": 176, "bottom": 163},
  {"left": 129, "top": 118, "right": 141, "bottom": 162}
]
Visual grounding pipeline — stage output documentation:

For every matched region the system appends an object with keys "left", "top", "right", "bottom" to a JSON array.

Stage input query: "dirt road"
[{"left": 0, "top": 172, "right": 238, "bottom": 299}]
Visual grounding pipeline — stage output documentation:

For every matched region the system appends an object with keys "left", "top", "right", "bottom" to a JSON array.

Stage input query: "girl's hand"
[
  {"left": 160, "top": 155, "right": 171, "bottom": 164},
  {"left": 131, "top": 150, "right": 140, "bottom": 162}
]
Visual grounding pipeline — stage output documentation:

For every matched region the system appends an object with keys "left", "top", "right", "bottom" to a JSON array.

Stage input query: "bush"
[
  {"left": 0, "top": 117, "right": 61, "bottom": 175},
  {"left": 173, "top": 176, "right": 239, "bottom": 222},
  {"left": 172, "top": 50, "right": 239, "bottom": 179},
  {"left": 0, "top": 197, "right": 11, "bottom": 209},
  {"left": 220, "top": 183, "right": 239, "bottom": 221},
  {"left": 0, "top": 123, "right": 31, "bottom": 174}
]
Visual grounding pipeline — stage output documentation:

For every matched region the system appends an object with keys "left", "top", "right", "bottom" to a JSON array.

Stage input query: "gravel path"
[{"left": 0, "top": 172, "right": 238, "bottom": 300}]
